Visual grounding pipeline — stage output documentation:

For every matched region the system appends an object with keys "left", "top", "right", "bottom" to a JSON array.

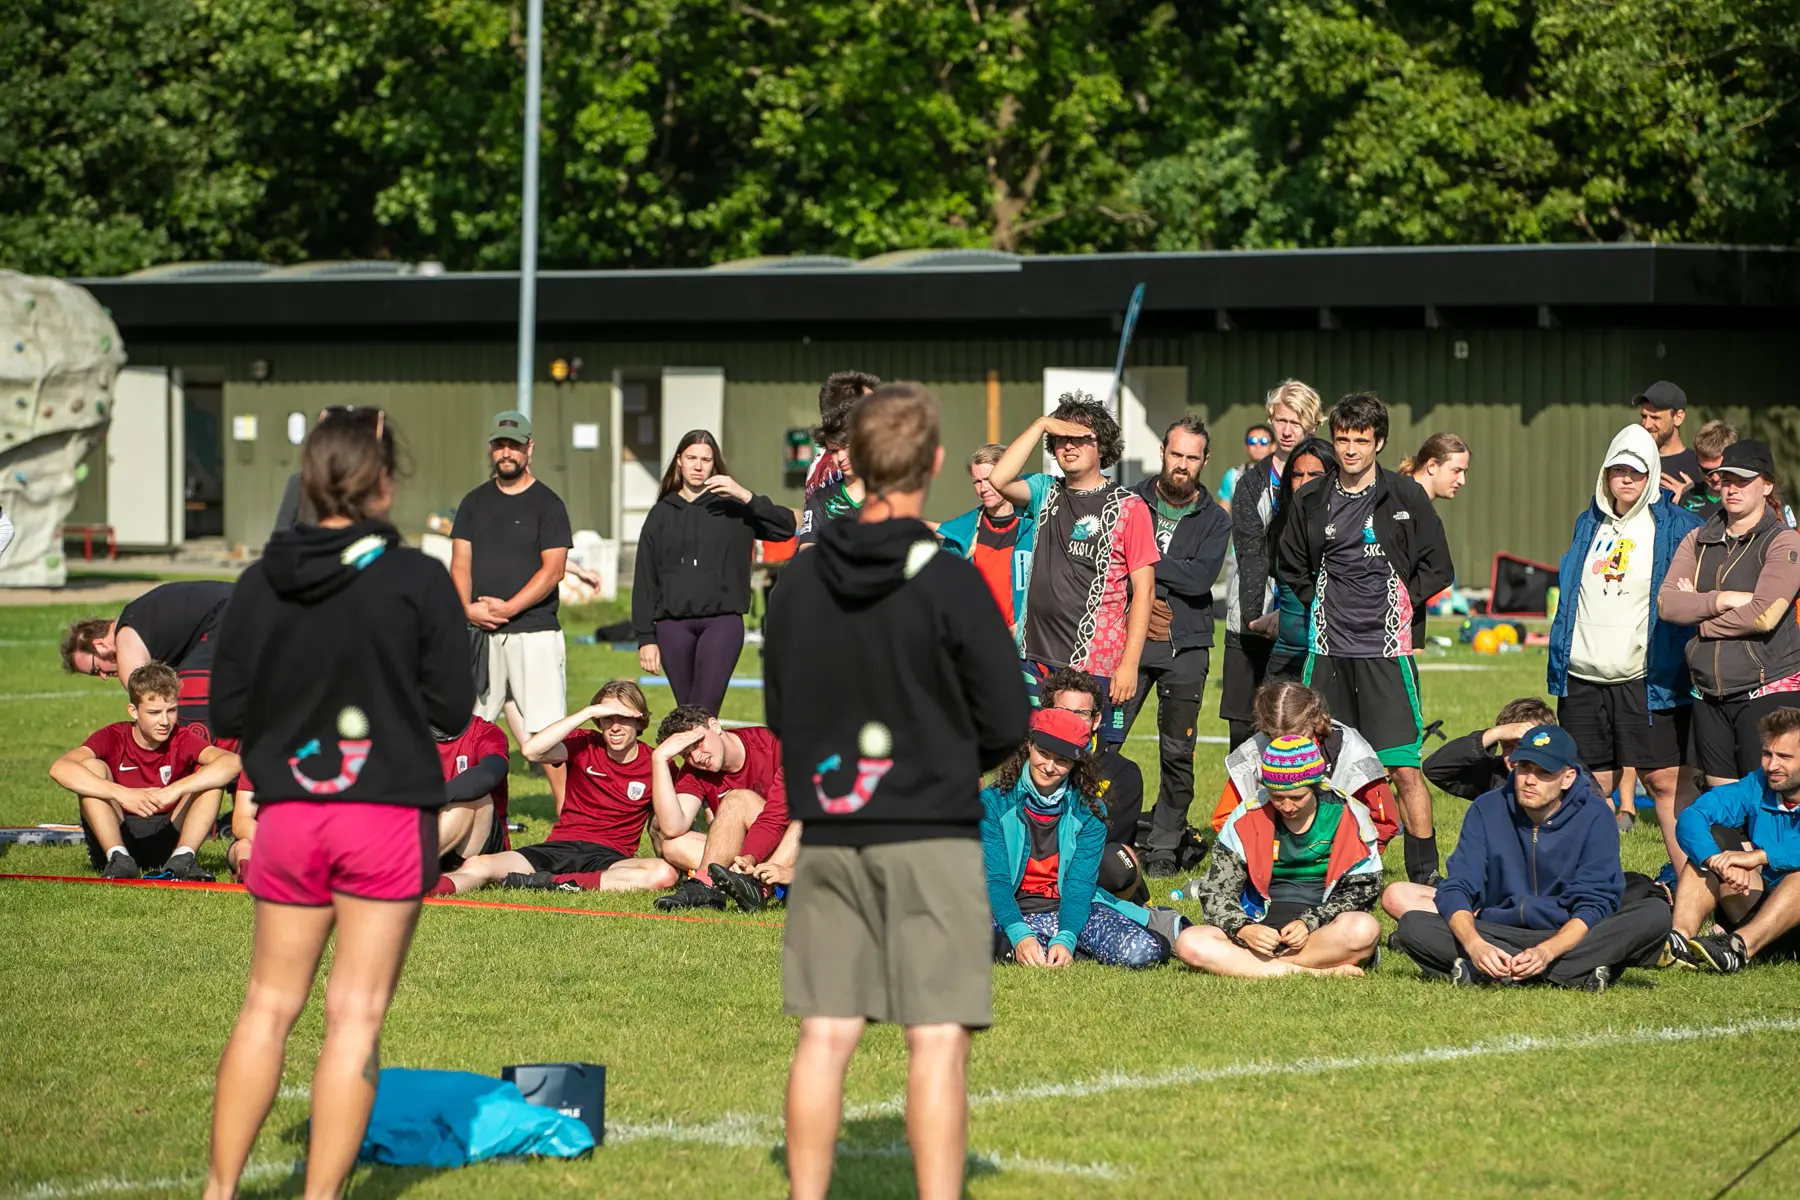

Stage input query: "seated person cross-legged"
[
  {"left": 434, "top": 682, "right": 678, "bottom": 895},
  {"left": 981, "top": 708, "right": 1175, "bottom": 969},
  {"left": 1388, "top": 724, "right": 1671, "bottom": 990},
  {"left": 227, "top": 776, "right": 257, "bottom": 881},
  {"left": 1666, "top": 707, "right": 1800, "bottom": 973},
  {"left": 48, "top": 662, "right": 241, "bottom": 881},
  {"left": 1036, "top": 667, "right": 1151, "bottom": 900},
  {"left": 1176, "top": 736, "right": 1383, "bottom": 978},
  {"left": 650, "top": 705, "right": 795, "bottom": 911}
]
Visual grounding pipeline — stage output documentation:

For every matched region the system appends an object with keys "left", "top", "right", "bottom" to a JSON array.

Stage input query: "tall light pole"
[{"left": 515, "top": 0, "right": 544, "bottom": 419}]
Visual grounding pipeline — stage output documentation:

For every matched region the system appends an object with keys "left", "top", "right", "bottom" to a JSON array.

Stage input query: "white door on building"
[
  {"left": 106, "top": 367, "right": 185, "bottom": 549},
  {"left": 661, "top": 367, "right": 725, "bottom": 454}
]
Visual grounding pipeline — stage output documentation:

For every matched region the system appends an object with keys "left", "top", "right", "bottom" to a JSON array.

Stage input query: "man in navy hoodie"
[
  {"left": 765, "top": 383, "right": 1028, "bottom": 1200},
  {"left": 1388, "top": 724, "right": 1671, "bottom": 990}
]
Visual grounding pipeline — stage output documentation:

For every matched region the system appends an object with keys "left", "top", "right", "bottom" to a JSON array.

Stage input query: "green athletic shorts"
[
  {"left": 783, "top": 838, "right": 993, "bottom": 1029},
  {"left": 1303, "top": 653, "right": 1425, "bottom": 769}
]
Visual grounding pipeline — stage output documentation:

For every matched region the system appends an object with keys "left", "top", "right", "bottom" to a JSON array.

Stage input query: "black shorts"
[
  {"left": 1218, "top": 634, "right": 1274, "bottom": 724},
  {"left": 1261, "top": 900, "right": 1314, "bottom": 930},
  {"left": 1557, "top": 678, "right": 1687, "bottom": 773},
  {"left": 1303, "top": 654, "right": 1424, "bottom": 769},
  {"left": 81, "top": 811, "right": 179, "bottom": 871},
  {"left": 516, "top": 840, "right": 628, "bottom": 876},
  {"left": 1691, "top": 692, "right": 1796, "bottom": 781}
]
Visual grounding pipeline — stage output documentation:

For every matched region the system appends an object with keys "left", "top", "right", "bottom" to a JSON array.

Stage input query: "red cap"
[{"left": 1029, "top": 707, "right": 1092, "bottom": 760}]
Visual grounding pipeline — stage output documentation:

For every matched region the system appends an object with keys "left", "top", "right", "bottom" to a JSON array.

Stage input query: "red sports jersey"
[
  {"left": 436, "top": 715, "right": 511, "bottom": 828},
  {"left": 83, "top": 722, "right": 212, "bottom": 798},
  {"left": 671, "top": 725, "right": 789, "bottom": 863},
  {"left": 550, "top": 732, "right": 655, "bottom": 856}
]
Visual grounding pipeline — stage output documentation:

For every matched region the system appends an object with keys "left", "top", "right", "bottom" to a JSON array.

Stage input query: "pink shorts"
[{"left": 246, "top": 801, "right": 438, "bottom": 906}]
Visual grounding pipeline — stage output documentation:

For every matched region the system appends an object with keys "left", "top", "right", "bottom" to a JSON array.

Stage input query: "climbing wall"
[{"left": 0, "top": 271, "right": 123, "bottom": 587}]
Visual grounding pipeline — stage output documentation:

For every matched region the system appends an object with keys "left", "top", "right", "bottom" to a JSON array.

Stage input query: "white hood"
[{"left": 1594, "top": 424, "right": 1661, "bottom": 522}]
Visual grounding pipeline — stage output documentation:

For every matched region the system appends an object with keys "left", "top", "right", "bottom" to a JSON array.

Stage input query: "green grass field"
[{"left": 2, "top": 600, "right": 1797, "bottom": 1199}]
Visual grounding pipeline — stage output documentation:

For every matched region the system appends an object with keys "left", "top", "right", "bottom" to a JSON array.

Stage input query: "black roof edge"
[{"left": 75, "top": 244, "right": 1800, "bottom": 332}]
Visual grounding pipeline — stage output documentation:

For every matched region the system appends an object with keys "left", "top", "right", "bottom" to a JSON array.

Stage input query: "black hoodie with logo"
[
  {"left": 765, "top": 515, "right": 1029, "bottom": 845},
  {"left": 209, "top": 521, "right": 475, "bottom": 808}
]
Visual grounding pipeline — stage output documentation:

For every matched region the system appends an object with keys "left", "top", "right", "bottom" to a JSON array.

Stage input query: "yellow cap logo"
[{"left": 1532, "top": 733, "right": 1550, "bottom": 746}]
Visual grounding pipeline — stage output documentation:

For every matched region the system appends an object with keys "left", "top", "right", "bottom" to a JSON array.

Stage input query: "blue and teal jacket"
[
  {"left": 980, "top": 773, "right": 1150, "bottom": 952},
  {"left": 1677, "top": 772, "right": 1800, "bottom": 889},
  {"left": 937, "top": 501, "right": 1036, "bottom": 631},
  {"left": 1547, "top": 426, "right": 1704, "bottom": 711}
]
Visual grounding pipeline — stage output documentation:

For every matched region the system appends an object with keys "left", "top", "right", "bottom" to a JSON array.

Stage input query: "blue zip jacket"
[
  {"left": 1548, "top": 485, "right": 1703, "bottom": 712},
  {"left": 938, "top": 503, "right": 1036, "bottom": 631},
  {"left": 1676, "top": 772, "right": 1800, "bottom": 888},
  {"left": 980, "top": 775, "right": 1149, "bottom": 953},
  {"left": 1434, "top": 772, "right": 1622, "bottom": 931}
]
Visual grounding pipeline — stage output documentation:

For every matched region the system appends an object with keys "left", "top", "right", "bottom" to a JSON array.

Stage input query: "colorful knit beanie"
[{"left": 1261, "top": 734, "right": 1327, "bottom": 792}]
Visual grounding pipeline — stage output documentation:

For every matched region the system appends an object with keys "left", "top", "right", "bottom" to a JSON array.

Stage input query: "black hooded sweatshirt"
[
  {"left": 209, "top": 521, "right": 475, "bottom": 809},
  {"left": 765, "top": 515, "right": 1029, "bottom": 845},
  {"left": 631, "top": 488, "right": 797, "bottom": 644}
]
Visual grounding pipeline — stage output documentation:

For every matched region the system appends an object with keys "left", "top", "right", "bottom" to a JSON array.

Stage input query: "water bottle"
[{"left": 1168, "top": 877, "right": 1205, "bottom": 902}]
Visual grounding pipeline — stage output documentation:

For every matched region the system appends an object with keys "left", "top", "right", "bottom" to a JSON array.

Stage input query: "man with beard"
[
  {"left": 451, "top": 410, "right": 574, "bottom": 802},
  {"left": 1121, "top": 416, "right": 1232, "bottom": 875},
  {"left": 1635, "top": 381, "right": 1706, "bottom": 508}
]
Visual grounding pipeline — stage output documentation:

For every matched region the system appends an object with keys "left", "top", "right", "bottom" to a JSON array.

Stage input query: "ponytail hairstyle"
[
  {"left": 658, "top": 430, "right": 728, "bottom": 497},
  {"left": 1398, "top": 432, "right": 1469, "bottom": 476},
  {"left": 302, "top": 407, "right": 398, "bottom": 523}
]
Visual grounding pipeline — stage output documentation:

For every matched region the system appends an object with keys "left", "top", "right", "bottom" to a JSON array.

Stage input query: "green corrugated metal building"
[{"left": 74, "top": 244, "right": 1800, "bottom": 580}]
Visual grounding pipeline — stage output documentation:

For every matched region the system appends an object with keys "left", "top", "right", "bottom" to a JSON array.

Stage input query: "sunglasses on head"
[{"left": 319, "top": 405, "right": 387, "bottom": 439}]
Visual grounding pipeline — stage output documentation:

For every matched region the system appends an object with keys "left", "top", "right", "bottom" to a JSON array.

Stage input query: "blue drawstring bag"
[{"left": 358, "top": 1068, "right": 595, "bottom": 1167}]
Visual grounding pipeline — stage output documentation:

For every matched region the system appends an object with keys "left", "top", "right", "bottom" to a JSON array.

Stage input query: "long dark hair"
[
  {"left": 1268, "top": 435, "right": 1337, "bottom": 553},
  {"left": 302, "top": 406, "right": 399, "bottom": 522},
  {"left": 991, "top": 741, "right": 1106, "bottom": 819},
  {"left": 658, "top": 430, "right": 728, "bottom": 497}
]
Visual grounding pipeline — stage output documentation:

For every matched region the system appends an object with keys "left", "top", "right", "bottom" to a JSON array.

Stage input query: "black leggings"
[{"left": 656, "top": 614, "right": 745, "bottom": 715}]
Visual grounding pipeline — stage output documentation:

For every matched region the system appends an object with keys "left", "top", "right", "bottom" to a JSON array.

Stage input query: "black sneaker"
[
  {"left": 1143, "top": 851, "right": 1181, "bottom": 879},
  {"left": 654, "top": 875, "right": 726, "bottom": 911},
  {"left": 500, "top": 871, "right": 555, "bottom": 891},
  {"left": 1449, "top": 957, "right": 1484, "bottom": 986},
  {"left": 1365, "top": 942, "right": 1382, "bottom": 972},
  {"left": 160, "top": 850, "right": 214, "bottom": 882},
  {"left": 1576, "top": 964, "right": 1610, "bottom": 993},
  {"left": 708, "top": 863, "right": 768, "bottom": 912},
  {"left": 1658, "top": 930, "right": 1699, "bottom": 970},
  {"left": 102, "top": 852, "right": 140, "bottom": 880},
  {"left": 1687, "top": 931, "right": 1748, "bottom": 974}
]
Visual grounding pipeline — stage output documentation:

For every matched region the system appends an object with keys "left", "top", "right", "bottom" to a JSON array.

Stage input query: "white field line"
[
  {"left": 0, "top": 691, "right": 103, "bottom": 702},
  {"left": 843, "top": 1014, "right": 1800, "bottom": 1122},
  {"left": 17, "top": 1016, "right": 1797, "bottom": 1198}
]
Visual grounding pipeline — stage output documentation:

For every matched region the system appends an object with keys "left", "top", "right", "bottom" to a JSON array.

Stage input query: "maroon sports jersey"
[
  {"left": 671, "top": 725, "right": 789, "bottom": 863},
  {"left": 436, "top": 715, "right": 511, "bottom": 826},
  {"left": 549, "top": 732, "right": 654, "bottom": 856},
  {"left": 83, "top": 722, "right": 212, "bottom": 795}
]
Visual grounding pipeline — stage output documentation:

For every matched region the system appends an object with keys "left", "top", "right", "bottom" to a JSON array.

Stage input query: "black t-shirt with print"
[
  {"left": 451, "top": 479, "right": 574, "bottom": 633},
  {"left": 1025, "top": 485, "right": 1109, "bottom": 667},
  {"left": 1315, "top": 484, "right": 1393, "bottom": 658}
]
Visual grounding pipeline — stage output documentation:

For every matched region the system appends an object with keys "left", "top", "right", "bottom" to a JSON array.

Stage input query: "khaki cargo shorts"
[{"left": 783, "top": 838, "right": 992, "bottom": 1029}]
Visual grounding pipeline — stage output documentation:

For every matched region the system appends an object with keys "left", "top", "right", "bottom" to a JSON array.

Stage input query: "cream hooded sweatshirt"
[{"left": 1569, "top": 424, "right": 1661, "bottom": 683}]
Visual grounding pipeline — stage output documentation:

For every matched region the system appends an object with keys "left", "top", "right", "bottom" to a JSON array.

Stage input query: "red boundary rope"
[{"left": 0, "top": 873, "right": 782, "bottom": 928}]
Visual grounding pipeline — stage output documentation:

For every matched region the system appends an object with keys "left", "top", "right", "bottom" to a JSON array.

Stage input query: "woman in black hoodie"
[
  {"left": 204, "top": 409, "right": 473, "bottom": 1200},
  {"left": 633, "top": 429, "right": 796, "bottom": 713}
]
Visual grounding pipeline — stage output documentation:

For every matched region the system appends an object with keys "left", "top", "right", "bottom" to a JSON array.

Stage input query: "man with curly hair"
[{"left": 987, "top": 394, "right": 1160, "bottom": 748}]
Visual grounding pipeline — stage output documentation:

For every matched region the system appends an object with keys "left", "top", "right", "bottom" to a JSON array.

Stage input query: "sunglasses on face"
[
  {"left": 1246, "top": 435, "right": 1272, "bottom": 446},
  {"left": 1049, "top": 434, "right": 1097, "bottom": 448}
]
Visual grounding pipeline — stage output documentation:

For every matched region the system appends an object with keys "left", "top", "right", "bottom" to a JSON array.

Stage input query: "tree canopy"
[{"left": 3, "top": 0, "right": 1795, "bottom": 276}]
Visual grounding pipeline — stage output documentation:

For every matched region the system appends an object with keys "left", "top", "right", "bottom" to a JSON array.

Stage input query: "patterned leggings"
[{"left": 1000, "top": 907, "right": 1168, "bottom": 969}]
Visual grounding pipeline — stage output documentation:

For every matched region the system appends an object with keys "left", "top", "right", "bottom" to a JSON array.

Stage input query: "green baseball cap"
[{"left": 487, "top": 410, "right": 532, "bottom": 444}]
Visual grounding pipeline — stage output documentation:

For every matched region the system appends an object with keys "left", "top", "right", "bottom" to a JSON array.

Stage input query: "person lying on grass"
[
  {"left": 1208, "top": 680, "right": 1400, "bottom": 850},
  {"left": 1665, "top": 706, "right": 1800, "bottom": 973},
  {"left": 1386, "top": 724, "right": 1671, "bottom": 991},
  {"left": 649, "top": 705, "right": 795, "bottom": 912},
  {"left": 49, "top": 662, "right": 240, "bottom": 881},
  {"left": 1423, "top": 695, "right": 1557, "bottom": 802},
  {"left": 1175, "top": 735, "right": 1381, "bottom": 978},
  {"left": 432, "top": 682, "right": 677, "bottom": 896},
  {"left": 981, "top": 707, "right": 1175, "bottom": 970}
]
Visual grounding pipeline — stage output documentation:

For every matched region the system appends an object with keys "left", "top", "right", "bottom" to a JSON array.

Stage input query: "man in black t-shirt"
[
  {"left": 451, "top": 410, "right": 574, "bottom": 786},
  {"left": 60, "top": 580, "right": 234, "bottom": 735}
]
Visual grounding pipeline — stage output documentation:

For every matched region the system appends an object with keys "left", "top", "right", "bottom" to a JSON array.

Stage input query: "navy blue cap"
[{"left": 1509, "top": 724, "right": 1580, "bottom": 774}]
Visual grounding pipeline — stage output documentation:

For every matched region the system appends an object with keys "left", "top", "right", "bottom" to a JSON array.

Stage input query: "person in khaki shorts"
[
  {"left": 764, "top": 384, "right": 1029, "bottom": 1200},
  {"left": 450, "top": 410, "right": 574, "bottom": 800}
]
